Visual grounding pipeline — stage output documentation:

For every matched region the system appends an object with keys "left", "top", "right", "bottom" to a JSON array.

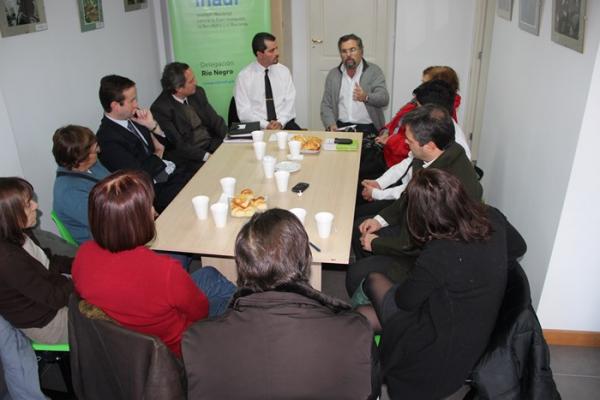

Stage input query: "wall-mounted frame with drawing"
[
  {"left": 519, "top": 0, "right": 542, "bottom": 35},
  {"left": 552, "top": 0, "right": 586, "bottom": 53},
  {"left": 124, "top": 0, "right": 147, "bottom": 13},
  {"left": 497, "top": 0, "right": 513, "bottom": 21},
  {"left": 0, "top": 0, "right": 47, "bottom": 38},
  {"left": 78, "top": 0, "right": 104, "bottom": 33}
]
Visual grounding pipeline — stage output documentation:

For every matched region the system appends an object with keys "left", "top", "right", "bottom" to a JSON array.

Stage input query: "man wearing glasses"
[{"left": 320, "top": 33, "right": 389, "bottom": 136}]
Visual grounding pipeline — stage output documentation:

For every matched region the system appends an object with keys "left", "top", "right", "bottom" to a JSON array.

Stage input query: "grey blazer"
[{"left": 320, "top": 59, "right": 389, "bottom": 130}]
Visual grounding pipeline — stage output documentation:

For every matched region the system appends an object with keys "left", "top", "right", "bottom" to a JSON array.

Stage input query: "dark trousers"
[
  {"left": 355, "top": 199, "right": 395, "bottom": 219},
  {"left": 346, "top": 254, "right": 415, "bottom": 297},
  {"left": 284, "top": 119, "right": 302, "bottom": 130},
  {"left": 336, "top": 121, "right": 378, "bottom": 136}
]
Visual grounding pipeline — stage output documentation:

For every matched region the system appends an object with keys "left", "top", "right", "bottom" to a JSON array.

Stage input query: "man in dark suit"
[
  {"left": 96, "top": 74, "right": 192, "bottom": 212},
  {"left": 151, "top": 62, "right": 227, "bottom": 172}
]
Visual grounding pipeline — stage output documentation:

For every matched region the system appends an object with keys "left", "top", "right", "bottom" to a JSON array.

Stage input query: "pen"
[{"left": 309, "top": 241, "right": 321, "bottom": 252}]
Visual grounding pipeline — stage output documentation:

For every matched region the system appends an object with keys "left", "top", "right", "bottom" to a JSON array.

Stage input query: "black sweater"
[
  {"left": 381, "top": 207, "right": 527, "bottom": 399},
  {"left": 0, "top": 231, "right": 73, "bottom": 328}
]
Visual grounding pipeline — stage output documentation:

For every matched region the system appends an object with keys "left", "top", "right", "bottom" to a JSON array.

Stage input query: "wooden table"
[{"left": 151, "top": 130, "right": 362, "bottom": 289}]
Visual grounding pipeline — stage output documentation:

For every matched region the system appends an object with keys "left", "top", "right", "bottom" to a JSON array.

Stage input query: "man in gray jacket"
[{"left": 320, "top": 33, "right": 389, "bottom": 136}]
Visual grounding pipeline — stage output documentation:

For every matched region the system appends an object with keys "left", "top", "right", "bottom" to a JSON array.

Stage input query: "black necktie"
[
  {"left": 127, "top": 120, "right": 150, "bottom": 155},
  {"left": 264, "top": 69, "right": 277, "bottom": 121}
]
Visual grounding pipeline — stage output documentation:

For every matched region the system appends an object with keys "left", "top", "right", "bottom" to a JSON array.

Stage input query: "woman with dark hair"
[
  {"left": 183, "top": 209, "right": 379, "bottom": 399},
  {"left": 357, "top": 168, "right": 527, "bottom": 399},
  {"left": 52, "top": 125, "right": 110, "bottom": 244},
  {"left": 0, "top": 177, "right": 73, "bottom": 344},
  {"left": 72, "top": 170, "right": 235, "bottom": 357}
]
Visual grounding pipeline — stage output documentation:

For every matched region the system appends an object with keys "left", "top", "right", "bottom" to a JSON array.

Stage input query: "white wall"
[
  {"left": 0, "top": 1, "right": 162, "bottom": 230},
  {"left": 0, "top": 88, "right": 23, "bottom": 177},
  {"left": 537, "top": 39, "right": 600, "bottom": 331},
  {"left": 392, "top": 1, "right": 477, "bottom": 123},
  {"left": 478, "top": 2, "right": 600, "bottom": 309}
]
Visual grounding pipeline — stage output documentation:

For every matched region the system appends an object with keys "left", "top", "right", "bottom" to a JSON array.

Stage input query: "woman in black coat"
[{"left": 358, "top": 168, "right": 526, "bottom": 399}]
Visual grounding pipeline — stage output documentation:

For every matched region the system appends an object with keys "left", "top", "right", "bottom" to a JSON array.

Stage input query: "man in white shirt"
[
  {"left": 320, "top": 33, "right": 389, "bottom": 136},
  {"left": 234, "top": 32, "right": 301, "bottom": 130}
]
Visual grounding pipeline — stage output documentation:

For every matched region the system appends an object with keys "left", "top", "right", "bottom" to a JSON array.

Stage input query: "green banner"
[{"left": 168, "top": 0, "right": 271, "bottom": 121}]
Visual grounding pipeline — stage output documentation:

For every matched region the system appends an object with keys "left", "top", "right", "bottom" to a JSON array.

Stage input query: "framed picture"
[
  {"left": 78, "top": 0, "right": 104, "bottom": 32},
  {"left": 519, "top": 0, "right": 542, "bottom": 35},
  {"left": 497, "top": 0, "right": 513, "bottom": 21},
  {"left": 552, "top": 0, "right": 586, "bottom": 53},
  {"left": 0, "top": 0, "right": 47, "bottom": 38},
  {"left": 124, "top": 0, "right": 147, "bottom": 12}
]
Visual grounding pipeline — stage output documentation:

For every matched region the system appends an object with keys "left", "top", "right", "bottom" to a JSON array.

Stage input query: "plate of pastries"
[
  {"left": 230, "top": 189, "right": 267, "bottom": 217},
  {"left": 290, "top": 134, "right": 322, "bottom": 154}
]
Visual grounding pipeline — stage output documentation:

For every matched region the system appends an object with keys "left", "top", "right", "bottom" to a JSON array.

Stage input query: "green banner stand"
[{"left": 168, "top": 0, "right": 271, "bottom": 120}]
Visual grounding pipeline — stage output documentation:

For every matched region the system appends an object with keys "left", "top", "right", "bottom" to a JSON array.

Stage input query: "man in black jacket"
[
  {"left": 151, "top": 62, "right": 227, "bottom": 172},
  {"left": 96, "top": 74, "right": 192, "bottom": 212},
  {"left": 346, "top": 104, "right": 482, "bottom": 296}
]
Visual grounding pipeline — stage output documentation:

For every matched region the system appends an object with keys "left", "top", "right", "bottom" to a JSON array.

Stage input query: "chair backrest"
[
  {"left": 228, "top": 96, "right": 240, "bottom": 126},
  {"left": 466, "top": 263, "right": 561, "bottom": 399},
  {"left": 50, "top": 210, "right": 78, "bottom": 246},
  {"left": 68, "top": 294, "right": 186, "bottom": 400}
]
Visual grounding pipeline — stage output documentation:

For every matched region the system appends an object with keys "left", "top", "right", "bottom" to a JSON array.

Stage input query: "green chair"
[{"left": 50, "top": 210, "right": 78, "bottom": 246}]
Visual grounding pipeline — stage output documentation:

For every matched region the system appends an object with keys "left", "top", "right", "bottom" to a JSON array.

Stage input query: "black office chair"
[
  {"left": 68, "top": 294, "right": 186, "bottom": 400},
  {"left": 464, "top": 263, "right": 561, "bottom": 399}
]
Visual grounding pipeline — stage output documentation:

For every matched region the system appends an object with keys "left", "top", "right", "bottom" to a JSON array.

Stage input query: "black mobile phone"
[
  {"left": 291, "top": 182, "right": 309, "bottom": 193},
  {"left": 334, "top": 138, "right": 353, "bottom": 145}
]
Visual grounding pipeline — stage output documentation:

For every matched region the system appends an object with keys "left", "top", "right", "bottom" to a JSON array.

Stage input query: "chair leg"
[{"left": 35, "top": 351, "right": 75, "bottom": 397}]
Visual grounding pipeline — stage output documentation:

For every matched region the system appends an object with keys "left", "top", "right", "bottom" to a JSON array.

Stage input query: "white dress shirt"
[
  {"left": 338, "top": 62, "right": 372, "bottom": 125},
  {"left": 234, "top": 61, "right": 297, "bottom": 129}
]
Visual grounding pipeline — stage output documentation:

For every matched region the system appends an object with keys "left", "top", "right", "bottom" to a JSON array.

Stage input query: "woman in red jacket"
[
  {"left": 378, "top": 65, "right": 461, "bottom": 168},
  {"left": 72, "top": 170, "right": 235, "bottom": 356}
]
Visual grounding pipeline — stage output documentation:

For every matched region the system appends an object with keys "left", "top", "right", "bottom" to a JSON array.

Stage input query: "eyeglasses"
[{"left": 340, "top": 47, "right": 360, "bottom": 55}]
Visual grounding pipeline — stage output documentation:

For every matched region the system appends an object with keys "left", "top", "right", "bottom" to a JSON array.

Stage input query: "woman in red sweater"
[
  {"left": 72, "top": 170, "right": 235, "bottom": 356},
  {"left": 378, "top": 65, "right": 461, "bottom": 168}
]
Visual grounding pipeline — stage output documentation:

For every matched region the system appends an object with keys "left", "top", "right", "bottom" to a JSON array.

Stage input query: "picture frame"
[
  {"left": 0, "top": 0, "right": 47, "bottom": 38},
  {"left": 497, "top": 0, "right": 513, "bottom": 21},
  {"left": 124, "top": 0, "right": 147, "bottom": 12},
  {"left": 552, "top": 0, "right": 586, "bottom": 53},
  {"left": 519, "top": 0, "right": 542, "bottom": 35},
  {"left": 78, "top": 0, "right": 104, "bottom": 33}
]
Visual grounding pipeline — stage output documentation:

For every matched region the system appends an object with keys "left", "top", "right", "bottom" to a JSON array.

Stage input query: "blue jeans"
[
  {"left": 190, "top": 267, "right": 236, "bottom": 317},
  {"left": 0, "top": 316, "right": 46, "bottom": 400}
]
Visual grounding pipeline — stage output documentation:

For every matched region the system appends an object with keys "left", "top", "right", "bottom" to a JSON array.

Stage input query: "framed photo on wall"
[
  {"left": 497, "top": 0, "right": 513, "bottom": 21},
  {"left": 552, "top": 0, "right": 586, "bottom": 53},
  {"left": 124, "top": 0, "right": 148, "bottom": 12},
  {"left": 0, "top": 0, "right": 48, "bottom": 38},
  {"left": 78, "top": 0, "right": 104, "bottom": 32},
  {"left": 519, "top": 0, "right": 542, "bottom": 35}
]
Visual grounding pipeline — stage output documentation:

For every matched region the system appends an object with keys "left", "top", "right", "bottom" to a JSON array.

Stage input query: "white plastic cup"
[
  {"left": 210, "top": 203, "right": 228, "bottom": 228},
  {"left": 253, "top": 141, "right": 266, "bottom": 160},
  {"left": 262, "top": 155, "right": 276, "bottom": 179},
  {"left": 315, "top": 212, "right": 334, "bottom": 238},
  {"left": 191, "top": 195, "right": 209, "bottom": 220},
  {"left": 276, "top": 131, "right": 288, "bottom": 150},
  {"left": 274, "top": 170, "right": 290, "bottom": 192},
  {"left": 289, "top": 208, "right": 307, "bottom": 224},
  {"left": 251, "top": 130, "right": 264, "bottom": 142},
  {"left": 288, "top": 140, "right": 302, "bottom": 158},
  {"left": 220, "top": 177, "right": 236, "bottom": 198}
]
